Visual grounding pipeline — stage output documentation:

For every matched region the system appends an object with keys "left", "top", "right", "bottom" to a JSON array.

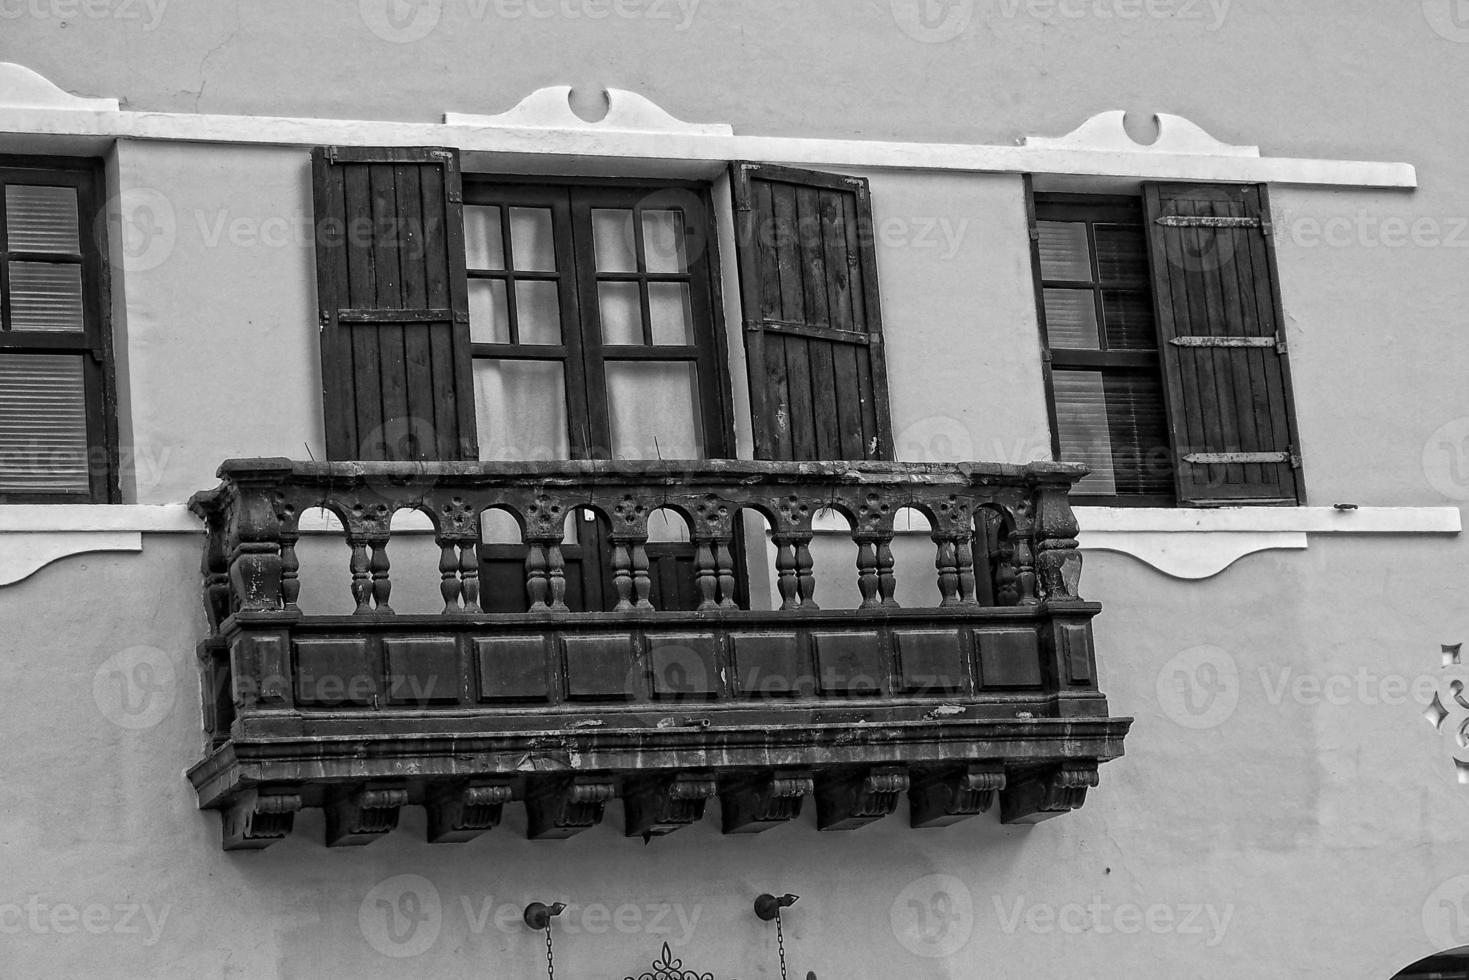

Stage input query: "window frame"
[
  {"left": 461, "top": 174, "right": 734, "bottom": 462},
  {"left": 0, "top": 155, "right": 117, "bottom": 504},
  {"left": 1027, "top": 183, "right": 1175, "bottom": 507}
]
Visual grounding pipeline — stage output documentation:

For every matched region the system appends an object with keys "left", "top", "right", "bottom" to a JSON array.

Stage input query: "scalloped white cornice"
[{"left": 0, "top": 64, "right": 1415, "bottom": 188}]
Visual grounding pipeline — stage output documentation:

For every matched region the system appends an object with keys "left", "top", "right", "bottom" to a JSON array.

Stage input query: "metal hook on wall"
[
  {"left": 525, "top": 902, "right": 567, "bottom": 979},
  {"left": 754, "top": 893, "right": 815, "bottom": 980}
]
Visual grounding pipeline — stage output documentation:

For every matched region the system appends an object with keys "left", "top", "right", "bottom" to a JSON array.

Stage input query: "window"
[
  {"left": 461, "top": 179, "right": 728, "bottom": 461},
  {"left": 0, "top": 158, "right": 114, "bottom": 502},
  {"left": 1031, "top": 183, "right": 1303, "bottom": 506}
]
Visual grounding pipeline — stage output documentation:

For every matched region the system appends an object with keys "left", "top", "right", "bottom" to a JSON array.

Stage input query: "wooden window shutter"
[
  {"left": 312, "top": 146, "right": 478, "bottom": 461},
  {"left": 1143, "top": 182, "right": 1303, "bottom": 505},
  {"left": 731, "top": 162, "right": 893, "bottom": 461}
]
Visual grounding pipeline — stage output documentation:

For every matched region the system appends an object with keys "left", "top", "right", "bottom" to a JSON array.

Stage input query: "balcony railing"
[{"left": 187, "top": 458, "right": 1131, "bottom": 850}]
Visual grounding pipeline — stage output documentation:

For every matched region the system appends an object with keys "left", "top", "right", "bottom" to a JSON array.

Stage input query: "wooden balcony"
[{"left": 187, "top": 458, "right": 1131, "bottom": 850}]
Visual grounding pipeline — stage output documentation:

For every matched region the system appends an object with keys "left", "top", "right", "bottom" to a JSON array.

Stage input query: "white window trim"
[{"left": 0, "top": 63, "right": 1415, "bottom": 189}]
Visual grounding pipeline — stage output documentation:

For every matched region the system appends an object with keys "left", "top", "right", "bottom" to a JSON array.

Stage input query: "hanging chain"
[
  {"left": 775, "top": 910, "right": 788, "bottom": 980},
  {"left": 544, "top": 925, "right": 555, "bottom": 980}
]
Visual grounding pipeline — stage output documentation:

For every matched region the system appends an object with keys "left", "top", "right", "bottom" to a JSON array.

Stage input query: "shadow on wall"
[{"left": 1394, "top": 949, "right": 1469, "bottom": 978}]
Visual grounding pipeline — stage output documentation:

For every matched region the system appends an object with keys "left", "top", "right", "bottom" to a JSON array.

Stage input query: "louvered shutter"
[
  {"left": 312, "top": 146, "right": 478, "bottom": 461},
  {"left": 731, "top": 162, "right": 893, "bottom": 461},
  {"left": 1144, "top": 182, "right": 1303, "bottom": 505}
]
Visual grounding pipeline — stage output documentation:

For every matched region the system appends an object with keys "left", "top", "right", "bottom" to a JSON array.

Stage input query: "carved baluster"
[
  {"left": 933, "top": 535, "right": 961, "bottom": 607},
  {"left": 546, "top": 541, "right": 568, "bottom": 612},
  {"left": 993, "top": 532, "right": 1018, "bottom": 607},
  {"left": 631, "top": 540, "right": 653, "bottom": 610},
  {"left": 348, "top": 537, "right": 373, "bottom": 615},
  {"left": 438, "top": 541, "right": 462, "bottom": 613},
  {"left": 369, "top": 535, "right": 394, "bottom": 614},
  {"left": 772, "top": 534, "right": 800, "bottom": 611},
  {"left": 715, "top": 539, "right": 738, "bottom": 610},
  {"left": 225, "top": 477, "right": 288, "bottom": 614},
  {"left": 793, "top": 534, "right": 818, "bottom": 609},
  {"left": 876, "top": 534, "right": 899, "bottom": 608},
  {"left": 1012, "top": 532, "right": 1038, "bottom": 606},
  {"left": 278, "top": 531, "right": 301, "bottom": 613},
  {"left": 855, "top": 534, "right": 880, "bottom": 609},
  {"left": 525, "top": 544, "right": 550, "bottom": 612},
  {"left": 611, "top": 539, "right": 635, "bottom": 612},
  {"left": 1034, "top": 482, "right": 1084, "bottom": 601},
  {"left": 458, "top": 543, "right": 481, "bottom": 613},
  {"left": 955, "top": 533, "right": 978, "bottom": 605},
  {"left": 695, "top": 538, "right": 719, "bottom": 610}
]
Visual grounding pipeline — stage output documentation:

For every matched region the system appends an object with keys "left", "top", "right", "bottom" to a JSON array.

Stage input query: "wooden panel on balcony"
[{"left": 186, "top": 457, "right": 1131, "bottom": 849}]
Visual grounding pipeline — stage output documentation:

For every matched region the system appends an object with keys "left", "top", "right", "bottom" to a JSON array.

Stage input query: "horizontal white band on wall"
[
  {"left": 0, "top": 504, "right": 1458, "bottom": 586},
  {"left": 0, "top": 65, "right": 1416, "bottom": 188}
]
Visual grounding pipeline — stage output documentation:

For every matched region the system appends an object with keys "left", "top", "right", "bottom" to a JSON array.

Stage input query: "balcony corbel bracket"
[
  {"left": 623, "top": 772, "right": 719, "bottom": 839},
  {"left": 999, "top": 762, "right": 1100, "bottom": 825},
  {"left": 325, "top": 783, "right": 408, "bottom": 847},
  {"left": 221, "top": 788, "right": 302, "bottom": 851},
  {"left": 427, "top": 780, "right": 513, "bottom": 844},
  {"left": 526, "top": 775, "right": 616, "bottom": 840},
  {"left": 816, "top": 766, "right": 910, "bottom": 831},
  {"left": 909, "top": 763, "right": 1007, "bottom": 828},
  {"left": 721, "top": 772, "right": 814, "bottom": 834}
]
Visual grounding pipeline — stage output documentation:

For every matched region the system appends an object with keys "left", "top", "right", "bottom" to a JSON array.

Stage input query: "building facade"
[{"left": 1, "top": 2, "right": 1467, "bottom": 977}]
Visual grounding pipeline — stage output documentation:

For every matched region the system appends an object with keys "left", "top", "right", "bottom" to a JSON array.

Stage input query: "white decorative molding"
[
  {"left": 1023, "top": 111, "right": 1258, "bottom": 158},
  {"left": 1077, "top": 530, "right": 1308, "bottom": 579},
  {"left": 445, "top": 86, "right": 733, "bottom": 137},
  {"left": 0, "top": 64, "right": 1415, "bottom": 189},
  {"left": 0, "top": 505, "right": 197, "bottom": 586},
  {"left": 1074, "top": 506, "right": 1461, "bottom": 579},
  {"left": 0, "top": 62, "right": 118, "bottom": 112}
]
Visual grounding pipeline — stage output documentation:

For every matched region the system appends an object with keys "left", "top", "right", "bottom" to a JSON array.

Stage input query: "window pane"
[
  {"left": 508, "top": 207, "right": 556, "bottom": 272},
  {"left": 464, "top": 206, "right": 505, "bottom": 270},
  {"left": 5, "top": 185, "right": 79, "bottom": 254},
  {"left": 605, "top": 361, "right": 703, "bottom": 460},
  {"left": 515, "top": 281, "right": 562, "bottom": 345},
  {"left": 648, "top": 282, "right": 693, "bottom": 346},
  {"left": 1053, "top": 369, "right": 1172, "bottom": 497},
  {"left": 1053, "top": 371, "right": 1117, "bottom": 496},
  {"left": 598, "top": 281, "right": 643, "bottom": 346},
  {"left": 1042, "top": 288, "right": 1100, "bottom": 349},
  {"left": 468, "top": 279, "right": 510, "bottom": 344},
  {"left": 1101, "top": 289, "right": 1157, "bottom": 350},
  {"left": 592, "top": 209, "right": 637, "bottom": 273},
  {"left": 1037, "top": 221, "right": 1091, "bottom": 281},
  {"left": 9, "top": 262, "right": 84, "bottom": 332},
  {"left": 474, "top": 360, "right": 569, "bottom": 461},
  {"left": 1094, "top": 223, "right": 1149, "bottom": 282},
  {"left": 0, "top": 353, "right": 89, "bottom": 493},
  {"left": 641, "top": 209, "right": 689, "bottom": 273}
]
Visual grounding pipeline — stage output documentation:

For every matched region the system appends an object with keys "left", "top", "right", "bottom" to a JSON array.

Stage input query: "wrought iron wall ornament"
[{"left": 624, "top": 943, "right": 716, "bottom": 980}]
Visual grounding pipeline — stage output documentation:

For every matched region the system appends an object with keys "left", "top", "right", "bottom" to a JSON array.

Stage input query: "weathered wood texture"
[
  {"left": 732, "top": 163, "right": 893, "bottom": 462},
  {"left": 185, "top": 457, "right": 1128, "bottom": 847},
  {"left": 1144, "top": 182, "right": 1302, "bottom": 505},
  {"left": 313, "top": 146, "right": 478, "bottom": 461}
]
